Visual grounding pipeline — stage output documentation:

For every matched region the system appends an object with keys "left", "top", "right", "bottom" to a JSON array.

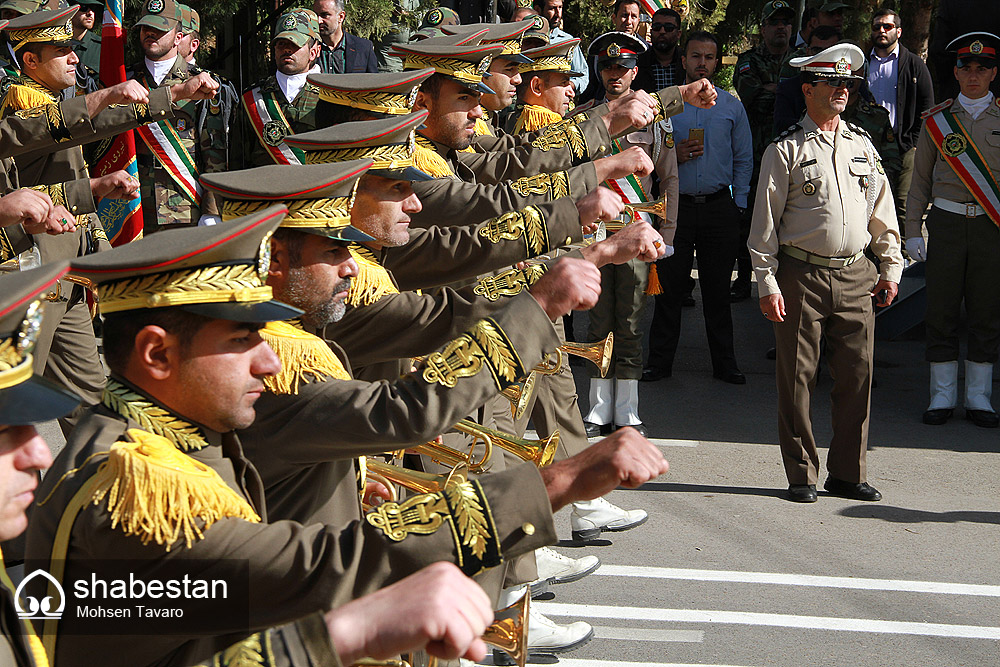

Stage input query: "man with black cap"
[
  {"left": 241, "top": 8, "right": 323, "bottom": 168},
  {"left": 749, "top": 43, "right": 903, "bottom": 504},
  {"left": 905, "top": 32, "right": 1000, "bottom": 429},
  {"left": 128, "top": 0, "right": 231, "bottom": 232},
  {"left": 69, "top": 0, "right": 102, "bottom": 75}
]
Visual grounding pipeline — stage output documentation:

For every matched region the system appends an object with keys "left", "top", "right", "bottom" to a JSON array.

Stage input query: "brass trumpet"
[
  {"left": 365, "top": 459, "right": 468, "bottom": 502},
  {"left": 531, "top": 334, "right": 615, "bottom": 377},
  {"left": 605, "top": 195, "right": 668, "bottom": 232},
  {"left": 412, "top": 420, "right": 559, "bottom": 471},
  {"left": 427, "top": 590, "right": 530, "bottom": 667},
  {"left": 500, "top": 371, "right": 538, "bottom": 421}
]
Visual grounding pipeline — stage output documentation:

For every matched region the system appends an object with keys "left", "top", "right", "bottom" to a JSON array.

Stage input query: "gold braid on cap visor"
[
  {"left": 317, "top": 88, "right": 415, "bottom": 115},
  {"left": 7, "top": 21, "right": 73, "bottom": 51},
  {"left": 304, "top": 140, "right": 415, "bottom": 170},
  {"left": 491, "top": 39, "right": 523, "bottom": 57},
  {"left": 95, "top": 264, "right": 273, "bottom": 313},
  {"left": 520, "top": 56, "right": 572, "bottom": 73},
  {"left": 403, "top": 53, "right": 492, "bottom": 86},
  {"left": 221, "top": 193, "right": 356, "bottom": 230},
  {"left": 0, "top": 338, "right": 33, "bottom": 390}
]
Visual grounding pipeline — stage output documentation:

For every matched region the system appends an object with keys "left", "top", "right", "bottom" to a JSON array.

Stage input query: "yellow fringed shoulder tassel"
[
  {"left": 90, "top": 429, "right": 260, "bottom": 551},
  {"left": 514, "top": 104, "right": 564, "bottom": 134},
  {"left": 1, "top": 82, "right": 57, "bottom": 115},
  {"left": 414, "top": 143, "right": 457, "bottom": 178},
  {"left": 260, "top": 319, "right": 351, "bottom": 394},
  {"left": 347, "top": 243, "right": 399, "bottom": 307}
]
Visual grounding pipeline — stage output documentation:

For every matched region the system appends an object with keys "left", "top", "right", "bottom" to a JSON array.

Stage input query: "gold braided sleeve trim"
[
  {"left": 531, "top": 115, "right": 587, "bottom": 158},
  {"left": 473, "top": 263, "right": 548, "bottom": 301},
  {"left": 510, "top": 172, "right": 570, "bottom": 199},
  {"left": 90, "top": 429, "right": 261, "bottom": 551},
  {"left": 477, "top": 206, "right": 548, "bottom": 255},
  {"left": 421, "top": 318, "right": 525, "bottom": 390},
  {"left": 365, "top": 478, "right": 501, "bottom": 576},
  {"left": 194, "top": 631, "right": 276, "bottom": 667},
  {"left": 97, "top": 264, "right": 272, "bottom": 313}
]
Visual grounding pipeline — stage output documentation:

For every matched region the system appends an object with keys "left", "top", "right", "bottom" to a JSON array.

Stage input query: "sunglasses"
[
  {"left": 765, "top": 17, "right": 792, "bottom": 26},
  {"left": 813, "top": 78, "right": 859, "bottom": 90},
  {"left": 651, "top": 23, "right": 678, "bottom": 32},
  {"left": 871, "top": 22, "right": 897, "bottom": 32}
]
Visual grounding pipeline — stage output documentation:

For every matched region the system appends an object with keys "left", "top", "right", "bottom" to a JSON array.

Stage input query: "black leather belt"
[{"left": 680, "top": 189, "right": 730, "bottom": 205}]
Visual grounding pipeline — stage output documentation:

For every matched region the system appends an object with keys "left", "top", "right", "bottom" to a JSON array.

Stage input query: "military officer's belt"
[
  {"left": 680, "top": 189, "right": 730, "bottom": 205},
  {"left": 780, "top": 245, "right": 864, "bottom": 269},
  {"left": 933, "top": 197, "right": 985, "bottom": 218}
]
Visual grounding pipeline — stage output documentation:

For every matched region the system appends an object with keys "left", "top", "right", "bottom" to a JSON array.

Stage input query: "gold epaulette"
[
  {"left": 346, "top": 243, "right": 400, "bottom": 307},
  {"left": 514, "top": 104, "right": 563, "bottom": 134},
  {"left": 259, "top": 319, "right": 351, "bottom": 395},
  {"left": 414, "top": 135, "right": 456, "bottom": 177},
  {"left": 1, "top": 77, "right": 57, "bottom": 115},
  {"left": 90, "top": 429, "right": 261, "bottom": 551}
]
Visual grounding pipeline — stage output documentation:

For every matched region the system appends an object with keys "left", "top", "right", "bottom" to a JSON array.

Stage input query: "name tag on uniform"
[
  {"left": 852, "top": 156, "right": 868, "bottom": 163},
  {"left": 799, "top": 158, "right": 817, "bottom": 167}
]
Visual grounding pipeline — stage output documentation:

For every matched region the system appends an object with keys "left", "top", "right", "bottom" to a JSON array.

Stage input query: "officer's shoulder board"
[
  {"left": 846, "top": 121, "right": 870, "bottom": 138},
  {"left": 921, "top": 99, "right": 953, "bottom": 119},
  {"left": 772, "top": 123, "right": 800, "bottom": 143}
]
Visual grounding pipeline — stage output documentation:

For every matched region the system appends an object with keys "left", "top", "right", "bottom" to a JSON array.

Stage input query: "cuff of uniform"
[
  {"left": 479, "top": 461, "right": 558, "bottom": 561},
  {"left": 756, "top": 272, "right": 780, "bottom": 297},
  {"left": 60, "top": 96, "right": 96, "bottom": 142},
  {"left": 655, "top": 86, "right": 684, "bottom": 121},
  {"left": 880, "top": 264, "right": 903, "bottom": 285},
  {"left": 571, "top": 162, "right": 597, "bottom": 196},
  {"left": 293, "top": 613, "right": 343, "bottom": 667},
  {"left": 582, "top": 113, "right": 612, "bottom": 160},
  {"left": 544, "top": 197, "right": 586, "bottom": 250},
  {"left": 65, "top": 178, "right": 97, "bottom": 216},
  {"left": 150, "top": 86, "right": 174, "bottom": 120}
]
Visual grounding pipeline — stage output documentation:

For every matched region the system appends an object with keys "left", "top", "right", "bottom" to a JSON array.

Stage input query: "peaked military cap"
[
  {"left": 442, "top": 20, "right": 536, "bottom": 63},
  {"left": 522, "top": 15, "right": 550, "bottom": 47},
  {"left": 392, "top": 41, "right": 503, "bottom": 94},
  {"left": 70, "top": 207, "right": 302, "bottom": 322},
  {"left": 4, "top": 5, "right": 76, "bottom": 50},
  {"left": 947, "top": 32, "right": 999, "bottom": 67},
  {"left": 307, "top": 68, "right": 435, "bottom": 115},
  {"left": 0, "top": 262, "right": 81, "bottom": 424},
  {"left": 790, "top": 42, "right": 865, "bottom": 80},
  {"left": 286, "top": 110, "right": 434, "bottom": 182},
  {"left": 179, "top": 3, "right": 200, "bottom": 34},
  {"left": 134, "top": 0, "right": 183, "bottom": 32},
  {"left": 0, "top": 0, "right": 41, "bottom": 18},
  {"left": 521, "top": 38, "right": 582, "bottom": 76},
  {"left": 200, "top": 160, "right": 376, "bottom": 243},
  {"left": 273, "top": 7, "right": 320, "bottom": 47},
  {"left": 415, "top": 29, "right": 488, "bottom": 48},
  {"left": 761, "top": 0, "right": 794, "bottom": 21},
  {"left": 588, "top": 31, "right": 646, "bottom": 69},
  {"left": 419, "top": 6, "right": 460, "bottom": 29}
]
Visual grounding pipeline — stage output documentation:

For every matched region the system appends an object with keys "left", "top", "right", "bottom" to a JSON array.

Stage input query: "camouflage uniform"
[
  {"left": 241, "top": 75, "right": 320, "bottom": 167},
  {"left": 735, "top": 42, "right": 787, "bottom": 170},
  {"left": 844, "top": 96, "right": 902, "bottom": 189}
]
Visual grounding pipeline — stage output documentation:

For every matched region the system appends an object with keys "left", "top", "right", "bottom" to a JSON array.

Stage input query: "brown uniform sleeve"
[
  {"left": 385, "top": 198, "right": 582, "bottom": 290},
  {"left": 194, "top": 616, "right": 342, "bottom": 667}
]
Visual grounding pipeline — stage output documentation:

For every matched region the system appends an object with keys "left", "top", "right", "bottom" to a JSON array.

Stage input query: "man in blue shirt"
[
  {"left": 532, "top": 0, "right": 589, "bottom": 95},
  {"left": 643, "top": 31, "right": 753, "bottom": 385}
]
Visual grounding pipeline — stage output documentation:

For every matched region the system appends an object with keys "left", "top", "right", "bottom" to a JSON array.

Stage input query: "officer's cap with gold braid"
[
  {"left": 790, "top": 42, "right": 865, "bottom": 80},
  {"left": 286, "top": 110, "right": 435, "bottom": 182},
  {"left": 307, "top": 68, "right": 435, "bottom": 116},
  {"left": 4, "top": 5, "right": 76, "bottom": 51},
  {"left": 0, "top": 262, "right": 80, "bottom": 424},
  {"left": 442, "top": 20, "right": 536, "bottom": 64},
  {"left": 947, "top": 32, "right": 999, "bottom": 67},
  {"left": 69, "top": 207, "right": 303, "bottom": 322},
  {"left": 414, "top": 28, "right": 488, "bottom": 48},
  {"left": 134, "top": 0, "right": 183, "bottom": 32},
  {"left": 521, "top": 38, "right": 583, "bottom": 76},
  {"left": 392, "top": 41, "right": 503, "bottom": 95},
  {"left": 588, "top": 31, "right": 646, "bottom": 70},
  {"left": 200, "top": 160, "right": 376, "bottom": 243}
]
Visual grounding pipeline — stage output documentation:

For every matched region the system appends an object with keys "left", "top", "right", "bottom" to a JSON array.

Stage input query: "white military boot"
[
  {"left": 922, "top": 361, "right": 958, "bottom": 425},
  {"left": 571, "top": 496, "right": 648, "bottom": 540},
  {"left": 493, "top": 586, "right": 593, "bottom": 663},
  {"left": 964, "top": 361, "right": 999, "bottom": 428},
  {"left": 528, "top": 546, "right": 601, "bottom": 591}
]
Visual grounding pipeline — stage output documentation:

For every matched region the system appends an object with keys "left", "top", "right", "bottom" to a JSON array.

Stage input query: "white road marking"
[
  {"left": 535, "top": 603, "right": 1000, "bottom": 640},
  {"left": 590, "top": 565, "right": 1000, "bottom": 597},
  {"left": 555, "top": 661, "right": 752, "bottom": 667},
  {"left": 586, "top": 437, "right": 699, "bottom": 447},
  {"left": 591, "top": 627, "right": 704, "bottom": 643}
]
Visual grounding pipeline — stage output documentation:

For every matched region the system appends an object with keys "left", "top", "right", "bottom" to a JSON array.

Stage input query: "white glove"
[
  {"left": 905, "top": 237, "right": 926, "bottom": 262},
  {"left": 662, "top": 244, "right": 675, "bottom": 258},
  {"left": 198, "top": 214, "right": 221, "bottom": 227}
]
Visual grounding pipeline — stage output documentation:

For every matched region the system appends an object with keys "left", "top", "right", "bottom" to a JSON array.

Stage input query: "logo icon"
[
  {"left": 834, "top": 57, "right": 850, "bottom": 75},
  {"left": 427, "top": 8, "right": 442, "bottom": 25},
  {"left": 282, "top": 15, "right": 297, "bottom": 31},
  {"left": 15, "top": 569, "right": 65, "bottom": 620},
  {"left": 943, "top": 132, "right": 968, "bottom": 157},
  {"left": 971, "top": 40, "right": 984, "bottom": 55},
  {"left": 607, "top": 43, "right": 621, "bottom": 57},
  {"left": 146, "top": 0, "right": 164, "bottom": 14}
]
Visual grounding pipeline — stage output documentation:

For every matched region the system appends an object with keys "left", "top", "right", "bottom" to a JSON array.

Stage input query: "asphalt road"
[{"left": 34, "top": 277, "right": 1000, "bottom": 667}]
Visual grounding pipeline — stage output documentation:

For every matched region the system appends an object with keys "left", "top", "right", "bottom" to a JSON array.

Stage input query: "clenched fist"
[{"left": 529, "top": 257, "right": 602, "bottom": 319}]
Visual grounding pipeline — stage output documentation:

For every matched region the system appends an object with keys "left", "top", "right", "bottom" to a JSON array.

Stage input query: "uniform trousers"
[
  {"left": 924, "top": 207, "right": 1000, "bottom": 364},
  {"left": 774, "top": 254, "right": 876, "bottom": 485},
  {"left": 647, "top": 192, "right": 741, "bottom": 374},
  {"left": 586, "top": 257, "right": 649, "bottom": 379}
]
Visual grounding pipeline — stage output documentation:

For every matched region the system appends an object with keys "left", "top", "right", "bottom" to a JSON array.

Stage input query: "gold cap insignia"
[
  {"left": 16, "top": 300, "right": 42, "bottom": 357},
  {"left": 282, "top": 15, "right": 297, "bottom": 30},
  {"left": 257, "top": 231, "right": 273, "bottom": 283},
  {"left": 834, "top": 57, "right": 850, "bottom": 75},
  {"left": 477, "top": 54, "right": 493, "bottom": 76},
  {"left": 427, "top": 8, "right": 442, "bottom": 25},
  {"left": 971, "top": 40, "right": 984, "bottom": 54},
  {"left": 607, "top": 43, "right": 621, "bottom": 57}
]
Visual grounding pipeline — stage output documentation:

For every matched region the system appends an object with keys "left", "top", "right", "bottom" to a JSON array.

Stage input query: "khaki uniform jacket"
[
  {"left": 242, "top": 292, "right": 561, "bottom": 528},
  {"left": 905, "top": 97, "right": 1000, "bottom": 239},
  {"left": 25, "top": 372, "right": 555, "bottom": 667},
  {"left": 748, "top": 115, "right": 904, "bottom": 297}
]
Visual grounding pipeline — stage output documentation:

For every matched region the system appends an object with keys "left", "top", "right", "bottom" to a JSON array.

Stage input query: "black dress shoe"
[
  {"left": 713, "top": 368, "right": 746, "bottom": 385},
  {"left": 787, "top": 484, "right": 817, "bottom": 503},
  {"left": 640, "top": 367, "right": 671, "bottom": 382},
  {"left": 922, "top": 408, "right": 953, "bottom": 425},
  {"left": 824, "top": 477, "right": 882, "bottom": 501},
  {"left": 965, "top": 409, "right": 1000, "bottom": 428},
  {"left": 584, "top": 421, "right": 613, "bottom": 437},
  {"left": 730, "top": 285, "right": 751, "bottom": 302},
  {"left": 616, "top": 423, "right": 648, "bottom": 437}
]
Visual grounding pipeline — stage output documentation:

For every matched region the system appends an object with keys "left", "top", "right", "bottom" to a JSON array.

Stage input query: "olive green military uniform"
[
  {"left": 0, "top": 555, "right": 47, "bottom": 667},
  {"left": 748, "top": 115, "right": 903, "bottom": 485},
  {"left": 845, "top": 96, "right": 902, "bottom": 189},
  {"left": 735, "top": 42, "right": 787, "bottom": 169},
  {"left": 129, "top": 55, "right": 228, "bottom": 232},
  {"left": 71, "top": 28, "right": 101, "bottom": 75}
]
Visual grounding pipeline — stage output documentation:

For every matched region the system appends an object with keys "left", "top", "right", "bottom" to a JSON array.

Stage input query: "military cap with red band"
[{"left": 948, "top": 32, "right": 999, "bottom": 67}]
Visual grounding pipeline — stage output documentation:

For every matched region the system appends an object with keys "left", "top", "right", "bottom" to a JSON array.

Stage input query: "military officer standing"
[
  {"left": 905, "top": 32, "right": 1000, "bottom": 429},
  {"left": 128, "top": 0, "right": 230, "bottom": 232},
  {"left": 749, "top": 44, "right": 903, "bottom": 503},
  {"left": 241, "top": 8, "right": 322, "bottom": 168},
  {"left": 732, "top": 0, "right": 794, "bottom": 301},
  {"left": 69, "top": 0, "right": 101, "bottom": 75}
]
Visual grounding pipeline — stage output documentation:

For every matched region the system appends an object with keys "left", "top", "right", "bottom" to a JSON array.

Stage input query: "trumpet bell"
[
  {"left": 560, "top": 332, "right": 614, "bottom": 378},
  {"left": 484, "top": 589, "right": 530, "bottom": 667},
  {"left": 454, "top": 420, "right": 558, "bottom": 468},
  {"left": 624, "top": 195, "right": 668, "bottom": 220},
  {"left": 500, "top": 371, "right": 538, "bottom": 421},
  {"left": 366, "top": 459, "right": 468, "bottom": 496}
]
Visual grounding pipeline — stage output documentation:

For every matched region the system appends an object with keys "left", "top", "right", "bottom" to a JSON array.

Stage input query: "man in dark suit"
[
  {"left": 314, "top": 0, "right": 378, "bottom": 74},
  {"left": 867, "top": 7, "right": 934, "bottom": 221}
]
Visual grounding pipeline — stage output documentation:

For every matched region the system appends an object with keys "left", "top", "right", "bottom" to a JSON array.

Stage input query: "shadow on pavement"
[
  {"left": 838, "top": 505, "right": 1000, "bottom": 524},
  {"left": 632, "top": 481, "right": 787, "bottom": 498}
]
